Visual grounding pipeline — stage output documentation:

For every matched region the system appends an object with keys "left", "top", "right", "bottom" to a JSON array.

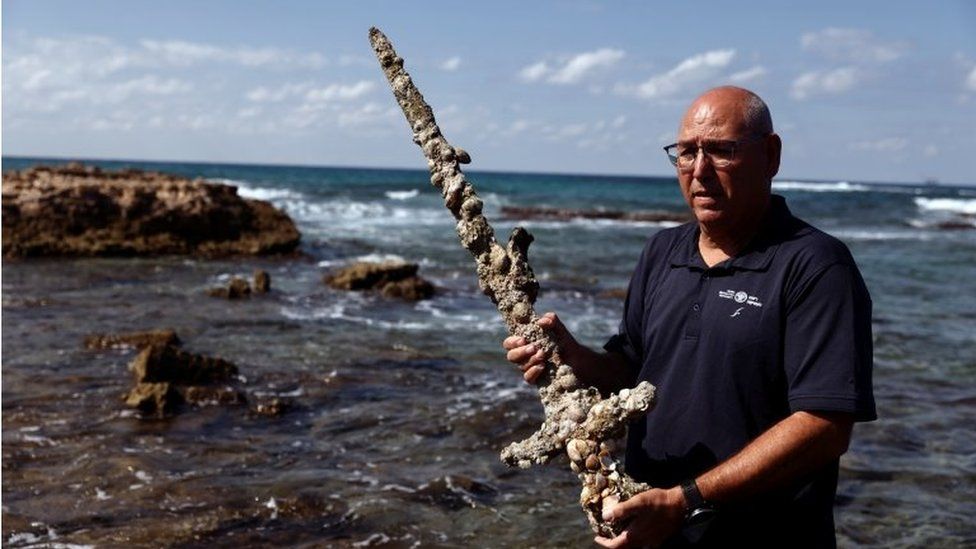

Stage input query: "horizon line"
[{"left": 2, "top": 153, "right": 971, "bottom": 188}]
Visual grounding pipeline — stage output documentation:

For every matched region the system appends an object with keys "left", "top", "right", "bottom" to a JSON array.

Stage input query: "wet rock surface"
[
  {"left": 84, "top": 329, "right": 181, "bottom": 350},
  {"left": 500, "top": 205, "right": 692, "bottom": 224},
  {"left": 324, "top": 261, "right": 435, "bottom": 301},
  {"left": 208, "top": 269, "right": 272, "bottom": 299},
  {"left": 121, "top": 338, "right": 245, "bottom": 416},
  {"left": 208, "top": 276, "right": 252, "bottom": 299},
  {"left": 2, "top": 162, "right": 301, "bottom": 257}
]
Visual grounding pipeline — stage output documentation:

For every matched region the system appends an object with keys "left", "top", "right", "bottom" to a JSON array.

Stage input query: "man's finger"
[
  {"left": 502, "top": 336, "right": 525, "bottom": 350},
  {"left": 603, "top": 493, "right": 643, "bottom": 523},
  {"left": 593, "top": 529, "right": 632, "bottom": 549},
  {"left": 506, "top": 344, "right": 536, "bottom": 363},
  {"left": 526, "top": 348, "right": 546, "bottom": 367},
  {"left": 523, "top": 365, "right": 544, "bottom": 383}
]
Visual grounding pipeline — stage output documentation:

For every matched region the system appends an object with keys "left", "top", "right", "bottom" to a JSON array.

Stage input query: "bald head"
[{"left": 682, "top": 86, "right": 773, "bottom": 138}]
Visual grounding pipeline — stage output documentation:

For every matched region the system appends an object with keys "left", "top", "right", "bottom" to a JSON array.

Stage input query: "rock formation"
[
  {"left": 369, "top": 28, "right": 656, "bottom": 536},
  {"left": 84, "top": 329, "right": 181, "bottom": 350},
  {"left": 2, "top": 162, "right": 300, "bottom": 257},
  {"left": 207, "top": 269, "right": 272, "bottom": 299},
  {"left": 502, "top": 206, "right": 692, "bottom": 224},
  {"left": 208, "top": 277, "right": 252, "bottom": 299},
  {"left": 324, "top": 261, "right": 435, "bottom": 301},
  {"left": 90, "top": 330, "right": 247, "bottom": 416}
]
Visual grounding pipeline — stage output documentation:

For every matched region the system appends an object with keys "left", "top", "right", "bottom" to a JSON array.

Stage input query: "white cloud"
[
  {"left": 791, "top": 67, "right": 860, "bottom": 100},
  {"left": 305, "top": 81, "right": 375, "bottom": 102},
  {"left": 519, "top": 61, "right": 550, "bottom": 82},
  {"left": 625, "top": 49, "right": 736, "bottom": 99},
  {"left": 246, "top": 82, "right": 311, "bottom": 102},
  {"left": 519, "top": 48, "right": 625, "bottom": 85},
  {"left": 924, "top": 145, "right": 939, "bottom": 158},
  {"left": 801, "top": 28, "right": 909, "bottom": 63},
  {"left": 966, "top": 67, "right": 976, "bottom": 92},
  {"left": 140, "top": 39, "right": 326, "bottom": 69},
  {"left": 548, "top": 48, "right": 625, "bottom": 84},
  {"left": 729, "top": 65, "right": 767, "bottom": 83},
  {"left": 849, "top": 137, "right": 908, "bottom": 152},
  {"left": 440, "top": 56, "right": 461, "bottom": 71}
]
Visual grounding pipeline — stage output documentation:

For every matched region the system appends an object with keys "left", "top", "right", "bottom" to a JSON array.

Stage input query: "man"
[{"left": 503, "top": 86, "right": 876, "bottom": 548}]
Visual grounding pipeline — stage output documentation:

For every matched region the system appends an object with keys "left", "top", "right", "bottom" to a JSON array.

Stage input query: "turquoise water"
[{"left": 2, "top": 156, "right": 975, "bottom": 546}]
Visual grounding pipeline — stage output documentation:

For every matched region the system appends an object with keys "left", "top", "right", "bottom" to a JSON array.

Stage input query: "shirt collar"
[{"left": 668, "top": 194, "right": 794, "bottom": 272}]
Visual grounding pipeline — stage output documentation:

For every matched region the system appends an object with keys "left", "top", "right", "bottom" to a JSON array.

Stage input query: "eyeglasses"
[{"left": 663, "top": 134, "right": 768, "bottom": 171}]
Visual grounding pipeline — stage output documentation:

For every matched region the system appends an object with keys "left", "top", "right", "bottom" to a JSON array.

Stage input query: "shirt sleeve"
[{"left": 783, "top": 262, "right": 877, "bottom": 421}]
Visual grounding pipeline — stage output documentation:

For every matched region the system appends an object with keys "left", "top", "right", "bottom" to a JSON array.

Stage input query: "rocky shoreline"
[{"left": 2, "top": 162, "right": 301, "bottom": 257}]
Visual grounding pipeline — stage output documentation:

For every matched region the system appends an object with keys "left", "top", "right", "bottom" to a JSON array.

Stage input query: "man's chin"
[{"left": 693, "top": 207, "right": 725, "bottom": 225}]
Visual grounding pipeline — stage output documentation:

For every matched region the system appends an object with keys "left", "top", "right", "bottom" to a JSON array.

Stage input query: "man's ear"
[{"left": 766, "top": 133, "right": 782, "bottom": 180}]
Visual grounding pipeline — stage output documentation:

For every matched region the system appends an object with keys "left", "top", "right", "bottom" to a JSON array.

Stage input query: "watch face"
[{"left": 687, "top": 507, "right": 718, "bottom": 526}]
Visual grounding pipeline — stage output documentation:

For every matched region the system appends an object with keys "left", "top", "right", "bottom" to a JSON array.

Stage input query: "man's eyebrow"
[{"left": 676, "top": 138, "right": 735, "bottom": 147}]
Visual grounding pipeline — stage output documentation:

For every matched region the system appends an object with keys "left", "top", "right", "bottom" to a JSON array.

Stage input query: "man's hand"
[
  {"left": 594, "top": 487, "right": 686, "bottom": 548},
  {"left": 502, "top": 312, "right": 579, "bottom": 383}
]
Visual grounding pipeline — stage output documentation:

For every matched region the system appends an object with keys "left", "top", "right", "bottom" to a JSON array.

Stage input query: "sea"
[{"left": 2, "top": 156, "right": 974, "bottom": 548}]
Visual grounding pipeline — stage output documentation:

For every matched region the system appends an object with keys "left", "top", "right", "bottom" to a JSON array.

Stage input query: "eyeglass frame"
[{"left": 663, "top": 134, "right": 770, "bottom": 171}]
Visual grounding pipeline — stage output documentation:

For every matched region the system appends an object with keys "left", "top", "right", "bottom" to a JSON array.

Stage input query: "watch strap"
[{"left": 680, "top": 479, "right": 707, "bottom": 514}]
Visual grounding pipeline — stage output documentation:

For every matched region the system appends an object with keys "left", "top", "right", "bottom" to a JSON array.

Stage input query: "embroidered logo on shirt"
[
  {"left": 730, "top": 307, "right": 744, "bottom": 317},
  {"left": 718, "top": 289, "right": 763, "bottom": 308}
]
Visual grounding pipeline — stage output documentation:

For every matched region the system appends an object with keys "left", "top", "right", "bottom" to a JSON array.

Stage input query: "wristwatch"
[{"left": 680, "top": 479, "right": 717, "bottom": 525}]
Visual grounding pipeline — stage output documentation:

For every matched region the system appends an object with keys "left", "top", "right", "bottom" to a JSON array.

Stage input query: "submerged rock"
[
  {"left": 208, "top": 276, "right": 252, "bottom": 299},
  {"left": 130, "top": 344, "right": 238, "bottom": 385},
  {"left": 500, "top": 205, "right": 691, "bottom": 224},
  {"left": 84, "top": 329, "right": 181, "bottom": 350},
  {"left": 253, "top": 269, "right": 271, "bottom": 293},
  {"left": 2, "top": 162, "right": 301, "bottom": 257},
  {"left": 122, "top": 342, "right": 245, "bottom": 416},
  {"left": 124, "top": 382, "right": 183, "bottom": 415},
  {"left": 324, "top": 261, "right": 435, "bottom": 301}
]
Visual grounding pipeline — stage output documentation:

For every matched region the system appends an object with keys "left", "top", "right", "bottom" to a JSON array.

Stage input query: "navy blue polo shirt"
[{"left": 605, "top": 194, "right": 875, "bottom": 546}]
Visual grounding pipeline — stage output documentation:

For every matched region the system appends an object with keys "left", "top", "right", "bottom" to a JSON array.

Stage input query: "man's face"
[{"left": 676, "top": 92, "right": 778, "bottom": 234}]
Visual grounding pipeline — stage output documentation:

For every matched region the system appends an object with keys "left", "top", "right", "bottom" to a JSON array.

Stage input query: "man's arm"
[{"left": 596, "top": 410, "right": 854, "bottom": 549}]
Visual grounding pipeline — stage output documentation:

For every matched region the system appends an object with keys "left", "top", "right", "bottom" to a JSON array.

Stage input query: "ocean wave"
[
  {"left": 385, "top": 189, "right": 420, "bottom": 200},
  {"left": 773, "top": 181, "right": 870, "bottom": 192},
  {"left": 516, "top": 218, "right": 681, "bottom": 231},
  {"left": 210, "top": 178, "right": 306, "bottom": 202},
  {"left": 915, "top": 198, "right": 976, "bottom": 215},
  {"left": 833, "top": 229, "right": 934, "bottom": 241},
  {"left": 317, "top": 253, "right": 439, "bottom": 268}
]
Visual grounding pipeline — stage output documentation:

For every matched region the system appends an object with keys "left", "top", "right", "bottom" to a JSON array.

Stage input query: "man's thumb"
[{"left": 602, "top": 495, "right": 639, "bottom": 522}]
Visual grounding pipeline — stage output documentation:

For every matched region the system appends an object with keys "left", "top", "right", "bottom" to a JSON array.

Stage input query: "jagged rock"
[
  {"left": 130, "top": 344, "right": 237, "bottom": 385},
  {"left": 597, "top": 288, "right": 628, "bottom": 300},
  {"left": 182, "top": 385, "right": 247, "bottom": 406},
  {"left": 253, "top": 269, "right": 271, "bottom": 293},
  {"left": 124, "top": 382, "right": 183, "bottom": 416},
  {"left": 501, "top": 206, "right": 692, "bottom": 224},
  {"left": 380, "top": 276, "right": 435, "bottom": 301},
  {"left": 84, "top": 329, "right": 181, "bottom": 350},
  {"left": 208, "top": 276, "right": 252, "bottom": 299},
  {"left": 324, "top": 261, "right": 435, "bottom": 301},
  {"left": 251, "top": 397, "right": 292, "bottom": 417},
  {"left": 2, "top": 163, "right": 300, "bottom": 257}
]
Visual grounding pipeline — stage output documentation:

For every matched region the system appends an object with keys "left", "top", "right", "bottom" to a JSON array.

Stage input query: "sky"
[{"left": 3, "top": 1, "right": 975, "bottom": 184}]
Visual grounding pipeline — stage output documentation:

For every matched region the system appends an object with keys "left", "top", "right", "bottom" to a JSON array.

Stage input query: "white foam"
[
  {"left": 773, "top": 181, "right": 870, "bottom": 192},
  {"left": 915, "top": 198, "right": 976, "bottom": 215},
  {"left": 210, "top": 178, "right": 305, "bottom": 202},
  {"left": 386, "top": 189, "right": 420, "bottom": 200},
  {"left": 833, "top": 229, "right": 933, "bottom": 241},
  {"left": 515, "top": 218, "right": 681, "bottom": 231}
]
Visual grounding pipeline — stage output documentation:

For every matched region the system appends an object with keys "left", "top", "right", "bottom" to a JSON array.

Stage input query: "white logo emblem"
[
  {"left": 718, "top": 289, "right": 763, "bottom": 308},
  {"left": 731, "top": 307, "right": 744, "bottom": 317}
]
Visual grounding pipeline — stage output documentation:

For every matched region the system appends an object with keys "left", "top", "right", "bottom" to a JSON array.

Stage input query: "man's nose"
[{"left": 691, "top": 149, "right": 715, "bottom": 179}]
